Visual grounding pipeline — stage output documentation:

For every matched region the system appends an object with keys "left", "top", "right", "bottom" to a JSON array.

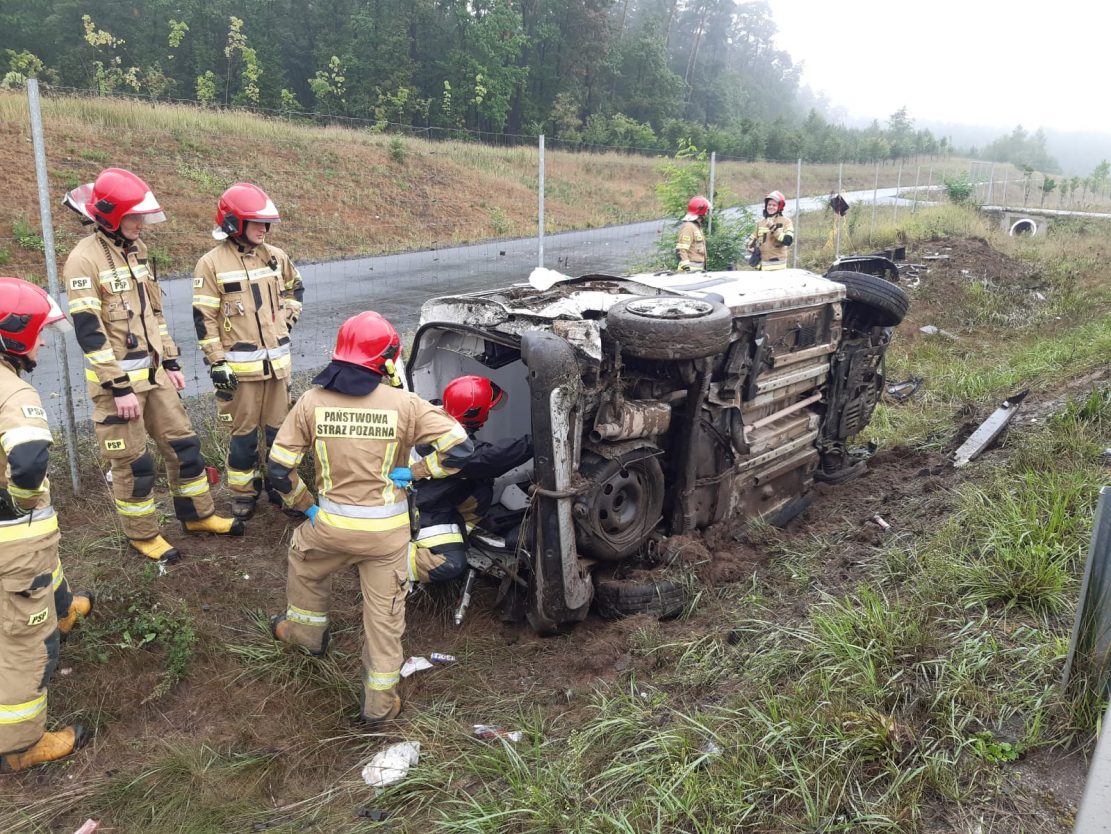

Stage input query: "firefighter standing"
[
  {"left": 412, "top": 375, "right": 532, "bottom": 583},
  {"left": 0, "top": 277, "right": 93, "bottom": 773},
  {"left": 193, "top": 183, "right": 305, "bottom": 519},
  {"left": 63, "top": 168, "right": 243, "bottom": 565},
  {"left": 675, "top": 196, "right": 710, "bottom": 271},
  {"left": 267, "top": 312, "right": 473, "bottom": 724},
  {"left": 748, "top": 190, "right": 795, "bottom": 271}
]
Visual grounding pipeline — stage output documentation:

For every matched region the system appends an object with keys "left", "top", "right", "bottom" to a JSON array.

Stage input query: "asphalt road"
[{"left": 32, "top": 185, "right": 927, "bottom": 422}]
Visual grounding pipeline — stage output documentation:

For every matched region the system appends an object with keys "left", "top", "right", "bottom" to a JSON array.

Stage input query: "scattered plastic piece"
[
  {"left": 870, "top": 515, "right": 891, "bottom": 531},
  {"left": 919, "top": 325, "right": 957, "bottom": 339},
  {"left": 357, "top": 808, "right": 388, "bottom": 821},
  {"left": 953, "top": 390, "right": 1029, "bottom": 468},
  {"left": 699, "top": 739, "right": 723, "bottom": 757},
  {"left": 205, "top": 465, "right": 220, "bottom": 485},
  {"left": 361, "top": 741, "right": 420, "bottom": 788},
  {"left": 72, "top": 822, "right": 99, "bottom": 834},
  {"left": 400, "top": 656, "right": 434, "bottom": 678},
  {"left": 473, "top": 724, "right": 524, "bottom": 742},
  {"left": 430, "top": 652, "right": 456, "bottom": 664}
]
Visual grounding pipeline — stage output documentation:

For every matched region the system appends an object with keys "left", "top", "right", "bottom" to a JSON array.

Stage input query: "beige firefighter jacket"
[
  {"left": 0, "top": 358, "right": 57, "bottom": 546},
  {"left": 675, "top": 220, "right": 707, "bottom": 270},
  {"left": 753, "top": 214, "right": 794, "bottom": 269},
  {"left": 193, "top": 241, "right": 304, "bottom": 381},
  {"left": 64, "top": 232, "right": 179, "bottom": 395},
  {"left": 269, "top": 383, "right": 472, "bottom": 554}
]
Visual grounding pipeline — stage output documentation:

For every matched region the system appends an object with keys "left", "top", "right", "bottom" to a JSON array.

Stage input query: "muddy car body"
[{"left": 409, "top": 267, "right": 906, "bottom": 633}]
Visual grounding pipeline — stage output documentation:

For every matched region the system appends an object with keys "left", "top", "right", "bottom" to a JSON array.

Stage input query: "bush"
[{"left": 943, "top": 173, "right": 975, "bottom": 204}]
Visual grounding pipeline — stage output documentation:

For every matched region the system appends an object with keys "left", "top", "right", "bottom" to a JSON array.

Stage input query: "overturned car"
[{"left": 409, "top": 267, "right": 908, "bottom": 633}]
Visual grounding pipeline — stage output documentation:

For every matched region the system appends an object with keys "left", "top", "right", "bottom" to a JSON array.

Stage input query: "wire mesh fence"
[{"left": 14, "top": 84, "right": 1107, "bottom": 481}]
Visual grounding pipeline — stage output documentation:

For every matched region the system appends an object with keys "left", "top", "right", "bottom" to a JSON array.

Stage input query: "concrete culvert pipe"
[{"left": 1009, "top": 218, "right": 1038, "bottom": 237}]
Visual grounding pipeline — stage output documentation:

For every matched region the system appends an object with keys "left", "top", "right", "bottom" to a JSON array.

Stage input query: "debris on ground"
[
  {"left": 885, "top": 377, "right": 924, "bottom": 403},
  {"left": 361, "top": 742, "right": 421, "bottom": 788},
  {"left": 869, "top": 515, "right": 892, "bottom": 532},
  {"left": 357, "top": 808, "right": 388, "bottom": 821},
  {"left": 919, "top": 325, "right": 958, "bottom": 339},
  {"left": 953, "top": 390, "right": 1029, "bottom": 468},
  {"left": 473, "top": 724, "right": 524, "bottom": 742},
  {"left": 400, "top": 657, "right": 435, "bottom": 678},
  {"left": 71, "top": 822, "right": 99, "bottom": 834},
  {"left": 923, "top": 253, "right": 951, "bottom": 261},
  {"left": 429, "top": 652, "right": 457, "bottom": 664}
]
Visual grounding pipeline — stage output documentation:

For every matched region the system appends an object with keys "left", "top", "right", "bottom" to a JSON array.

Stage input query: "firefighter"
[
  {"left": 412, "top": 376, "right": 532, "bottom": 583},
  {"left": 0, "top": 277, "right": 93, "bottom": 772},
  {"left": 267, "top": 311, "right": 473, "bottom": 724},
  {"left": 676, "top": 195, "right": 710, "bottom": 271},
  {"left": 193, "top": 183, "right": 305, "bottom": 519},
  {"left": 748, "top": 190, "right": 795, "bottom": 271},
  {"left": 63, "top": 168, "right": 244, "bottom": 565}
]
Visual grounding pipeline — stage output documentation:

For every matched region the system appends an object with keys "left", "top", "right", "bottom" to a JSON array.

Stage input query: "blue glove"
[
  {"left": 304, "top": 504, "right": 319, "bottom": 526},
  {"left": 389, "top": 467, "right": 413, "bottom": 489}
]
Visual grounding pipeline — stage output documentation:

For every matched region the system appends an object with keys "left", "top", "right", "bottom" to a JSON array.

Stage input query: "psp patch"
[
  {"left": 27, "top": 608, "right": 49, "bottom": 627},
  {"left": 193, "top": 276, "right": 204, "bottom": 288},
  {"left": 69, "top": 276, "right": 92, "bottom": 291},
  {"left": 20, "top": 405, "right": 47, "bottom": 421},
  {"left": 104, "top": 438, "right": 126, "bottom": 452}
]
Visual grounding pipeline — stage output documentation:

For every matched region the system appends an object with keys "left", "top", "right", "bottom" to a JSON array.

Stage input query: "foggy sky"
[{"left": 774, "top": 0, "right": 1111, "bottom": 135}]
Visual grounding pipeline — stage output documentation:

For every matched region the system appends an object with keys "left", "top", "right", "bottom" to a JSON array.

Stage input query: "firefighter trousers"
[
  {"left": 92, "top": 383, "right": 216, "bottom": 541},
  {"left": 215, "top": 377, "right": 291, "bottom": 496},
  {"left": 0, "top": 531, "right": 61, "bottom": 754},
  {"left": 412, "top": 484, "right": 493, "bottom": 583},
  {"left": 281, "top": 521, "right": 409, "bottom": 718}
]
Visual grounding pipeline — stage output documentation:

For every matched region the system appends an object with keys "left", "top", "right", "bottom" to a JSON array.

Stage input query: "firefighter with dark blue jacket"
[{"left": 411, "top": 376, "right": 533, "bottom": 583}]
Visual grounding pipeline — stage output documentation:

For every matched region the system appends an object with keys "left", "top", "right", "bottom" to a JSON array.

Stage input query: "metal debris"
[
  {"left": 953, "top": 390, "right": 1029, "bottom": 468},
  {"left": 922, "top": 254, "right": 950, "bottom": 261},
  {"left": 885, "top": 376, "right": 924, "bottom": 402}
]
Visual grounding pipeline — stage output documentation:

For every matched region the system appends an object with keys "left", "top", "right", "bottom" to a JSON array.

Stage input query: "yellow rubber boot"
[
  {"left": 360, "top": 694, "right": 402, "bottom": 728},
  {"left": 129, "top": 535, "right": 181, "bottom": 564},
  {"left": 57, "top": 591, "right": 95, "bottom": 637},
  {"left": 183, "top": 515, "right": 245, "bottom": 536},
  {"left": 0, "top": 725, "right": 89, "bottom": 773}
]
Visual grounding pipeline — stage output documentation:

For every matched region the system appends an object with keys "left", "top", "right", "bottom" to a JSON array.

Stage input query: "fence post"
[
  {"left": 27, "top": 79, "right": 81, "bottom": 497},
  {"left": 1000, "top": 167, "right": 1009, "bottom": 208},
  {"left": 911, "top": 164, "right": 921, "bottom": 215},
  {"left": 1062, "top": 485, "right": 1111, "bottom": 697},
  {"left": 834, "top": 161, "right": 843, "bottom": 259},
  {"left": 537, "top": 134, "right": 545, "bottom": 268},
  {"left": 893, "top": 159, "right": 903, "bottom": 225},
  {"left": 986, "top": 163, "right": 995, "bottom": 205},
  {"left": 793, "top": 158, "right": 801, "bottom": 268},
  {"left": 707, "top": 151, "right": 716, "bottom": 235},
  {"left": 870, "top": 160, "right": 879, "bottom": 243},
  {"left": 926, "top": 166, "right": 933, "bottom": 207}
]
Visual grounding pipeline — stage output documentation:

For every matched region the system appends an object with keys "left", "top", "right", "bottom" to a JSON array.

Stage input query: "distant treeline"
[{"left": 2, "top": 0, "right": 967, "bottom": 163}]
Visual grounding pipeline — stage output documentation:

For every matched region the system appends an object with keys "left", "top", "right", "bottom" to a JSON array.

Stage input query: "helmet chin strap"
[{"left": 97, "top": 224, "right": 131, "bottom": 249}]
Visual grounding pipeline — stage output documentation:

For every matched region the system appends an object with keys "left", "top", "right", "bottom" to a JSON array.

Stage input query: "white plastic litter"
[
  {"left": 361, "top": 741, "right": 420, "bottom": 788},
  {"left": 400, "top": 656, "right": 434, "bottom": 678},
  {"left": 528, "top": 266, "right": 573, "bottom": 291}
]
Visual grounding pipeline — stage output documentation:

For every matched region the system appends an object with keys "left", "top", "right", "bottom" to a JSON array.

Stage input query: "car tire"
[
  {"left": 826, "top": 270, "right": 909, "bottom": 327},
  {"left": 593, "top": 569, "right": 686, "bottom": 620},
  {"left": 606, "top": 296, "right": 733, "bottom": 360},
  {"left": 575, "top": 451, "right": 665, "bottom": 561}
]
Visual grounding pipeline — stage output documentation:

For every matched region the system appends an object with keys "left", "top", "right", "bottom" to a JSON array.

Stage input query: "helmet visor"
[{"left": 44, "top": 295, "right": 74, "bottom": 338}]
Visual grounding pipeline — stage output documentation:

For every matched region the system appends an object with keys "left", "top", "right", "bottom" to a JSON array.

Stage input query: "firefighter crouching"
[
  {"left": 675, "top": 195, "right": 710, "bottom": 271},
  {"left": 412, "top": 375, "right": 532, "bottom": 583},
  {"left": 748, "top": 190, "right": 795, "bottom": 271},
  {"left": 193, "top": 183, "right": 305, "bottom": 519},
  {"left": 0, "top": 277, "right": 93, "bottom": 773},
  {"left": 267, "top": 311, "right": 473, "bottom": 724},
  {"left": 63, "top": 168, "right": 244, "bottom": 565}
]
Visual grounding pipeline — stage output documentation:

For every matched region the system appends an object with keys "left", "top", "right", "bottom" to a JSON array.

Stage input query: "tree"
[{"left": 1039, "top": 176, "right": 1056, "bottom": 207}]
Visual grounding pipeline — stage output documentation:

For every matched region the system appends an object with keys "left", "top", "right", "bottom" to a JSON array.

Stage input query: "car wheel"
[
  {"left": 606, "top": 296, "right": 733, "bottom": 360},
  {"left": 575, "top": 451, "right": 665, "bottom": 561},
  {"left": 593, "top": 567, "right": 686, "bottom": 620},
  {"left": 826, "top": 270, "right": 910, "bottom": 327}
]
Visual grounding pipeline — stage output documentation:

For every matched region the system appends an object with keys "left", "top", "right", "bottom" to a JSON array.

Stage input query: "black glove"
[
  {"left": 162, "top": 359, "right": 181, "bottom": 372},
  {"left": 210, "top": 361, "right": 238, "bottom": 391}
]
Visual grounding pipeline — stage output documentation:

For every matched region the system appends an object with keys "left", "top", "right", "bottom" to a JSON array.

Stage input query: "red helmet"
[
  {"left": 85, "top": 168, "right": 166, "bottom": 232},
  {"left": 215, "top": 182, "right": 281, "bottom": 240},
  {"left": 0, "top": 277, "right": 69, "bottom": 357},
  {"left": 333, "top": 311, "right": 402, "bottom": 384},
  {"left": 684, "top": 196, "right": 711, "bottom": 220},
  {"left": 443, "top": 375, "right": 505, "bottom": 431},
  {"left": 764, "top": 190, "right": 786, "bottom": 215}
]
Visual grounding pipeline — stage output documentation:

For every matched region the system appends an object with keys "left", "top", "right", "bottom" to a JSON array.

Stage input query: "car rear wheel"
[
  {"left": 593, "top": 567, "right": 686, "bottom": 620},
  {"left": 606, "top": 296, "right": 733, "bottom": 360},
  {"left": 826, "top": 270, "right": 909, "bottom": 327}
]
